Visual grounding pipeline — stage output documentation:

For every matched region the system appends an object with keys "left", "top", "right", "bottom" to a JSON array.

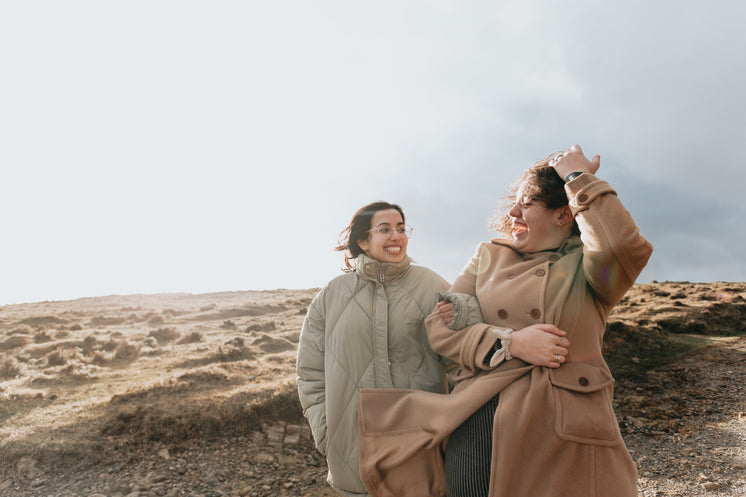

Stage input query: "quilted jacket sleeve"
[
  {"left": 438, "top": 290, "right": 484, "bottom": 331},
  {"left": 425, "top": 244, "right": 501, "bottom": 376},
  {"left": 566, "top": 174, "right": 654, "bottom": 307},
  {"left": 296, "top": 288, "right": 328, "bottom": 455}
]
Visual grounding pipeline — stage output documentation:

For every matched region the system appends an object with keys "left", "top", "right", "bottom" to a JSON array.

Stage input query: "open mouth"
[
  {"left": 384, "top": 246, "right": 402, "bottom": 255},
  {"left": 512, "top": 224, "right": 527, "bottom": 236}
]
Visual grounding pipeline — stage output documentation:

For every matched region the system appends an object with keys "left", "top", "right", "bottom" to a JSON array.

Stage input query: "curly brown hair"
[
  {"left": 335, "top": 201, "right": 406, "bottom": 271},
  {"left": 490, "top": 151, "right": 579, "bottom": 237}
]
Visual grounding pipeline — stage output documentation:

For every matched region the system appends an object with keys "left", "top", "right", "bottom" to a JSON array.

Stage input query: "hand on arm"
[
  {"left": 435, "top": 301, "right": 456, "bottom": 327},
  {"left": 508, "top": 324, "right": 569, "bottom": 368}
]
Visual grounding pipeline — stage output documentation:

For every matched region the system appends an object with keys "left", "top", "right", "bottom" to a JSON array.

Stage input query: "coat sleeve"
[
  {"left": 296, "top": 288, "right": 329, "bottom": 455},
  {"left": 566, "top": 174, "right": 654, "bottom": 307},
  {"left": 425, "top": 244, "right": 501, "bottom": 376}
]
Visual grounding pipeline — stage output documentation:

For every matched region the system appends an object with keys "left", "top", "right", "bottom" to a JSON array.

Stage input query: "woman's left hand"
[
  {"left": 509, "top": 324, "right": 570, "bottom": 368},
  {"left": 551, "top": 144, "right": 600, "bottom": 179}
]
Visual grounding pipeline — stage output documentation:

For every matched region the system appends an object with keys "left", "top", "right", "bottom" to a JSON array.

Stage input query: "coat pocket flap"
[{"left": 548, "top": 362, "right": 614, "bottom": 393}]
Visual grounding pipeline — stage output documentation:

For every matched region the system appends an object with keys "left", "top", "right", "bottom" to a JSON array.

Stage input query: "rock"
[
  {"left": 253, "top": 452, "right": 276, "bottom": 464},
  {"left": 266, "top": 424, "right": 284, "bottom": 449},
  {"left": 284, "top": 424, "right": 301, "bottom": 445},
  {"left": 157, "top": 448, "right": 170, "bottom": 460},
  {"left": 701, "top": 481, "right": 721, "bottom": 490}
]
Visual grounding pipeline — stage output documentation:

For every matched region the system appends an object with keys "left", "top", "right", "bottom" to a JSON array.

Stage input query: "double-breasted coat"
[{"left": 357, "top": 173, "right": 653, "bottom": 497}]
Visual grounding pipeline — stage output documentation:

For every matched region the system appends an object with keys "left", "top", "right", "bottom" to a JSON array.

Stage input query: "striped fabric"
[{"left": 444, "top": 394, "right": 499, "bottom": 497}]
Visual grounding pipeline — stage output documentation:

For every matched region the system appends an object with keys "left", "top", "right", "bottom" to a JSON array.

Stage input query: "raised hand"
[{"left": 550, "top": 144, "right": 600, "bottom": 180}]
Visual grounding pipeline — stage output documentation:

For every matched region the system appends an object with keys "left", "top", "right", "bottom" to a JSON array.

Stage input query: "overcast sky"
[{"left": 1, "top": 1, "right": 744, "bottom": 306}]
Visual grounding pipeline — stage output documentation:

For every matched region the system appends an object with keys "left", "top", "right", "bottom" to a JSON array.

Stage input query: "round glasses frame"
[{"left": 369, "top": 225, "right": 413, "bottom": 238}]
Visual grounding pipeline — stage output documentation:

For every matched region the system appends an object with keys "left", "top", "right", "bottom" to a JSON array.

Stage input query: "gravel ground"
[
  {"left": 2, "top": 336, "right": 744, "bottom": 497},
  {"left": 621, "top": 335, "right": 746, "bottom": 497}
]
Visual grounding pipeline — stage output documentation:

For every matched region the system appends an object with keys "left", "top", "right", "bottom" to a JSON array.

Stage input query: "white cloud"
[{"left": 0, "top": 1, "right": 744, "bottom": 304}]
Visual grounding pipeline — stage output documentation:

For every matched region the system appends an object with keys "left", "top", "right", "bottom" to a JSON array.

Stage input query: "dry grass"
[
  {"left": 1, "top": 282, "right": 744, "bottom": 480},
  {"left": 0, "top": 290, "right": 314, "bottom": 470}
]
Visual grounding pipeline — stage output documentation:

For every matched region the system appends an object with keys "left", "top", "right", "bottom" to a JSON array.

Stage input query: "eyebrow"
[{"left": 374, "top": 222, "right": 405, "bottom": 227}]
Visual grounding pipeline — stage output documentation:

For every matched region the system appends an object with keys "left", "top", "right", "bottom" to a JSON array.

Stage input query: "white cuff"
[{"left": 488, "top": 327, "right": 514, "bottom": 367}]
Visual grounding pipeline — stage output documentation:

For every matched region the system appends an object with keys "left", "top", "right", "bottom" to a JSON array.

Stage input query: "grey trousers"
[{"left": 444, "top": 394, "right": 499, "bottom": 497}]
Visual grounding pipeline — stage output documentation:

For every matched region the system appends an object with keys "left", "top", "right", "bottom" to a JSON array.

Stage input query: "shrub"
[
  {"left": 148, "top": 327, "right": 180, "bottom": 345},
  {"left": 0, "top": 357, "right": 22, "bottom": 379},
  {"left": 177, "top": 332, "right": 202, "bottom": 344}
]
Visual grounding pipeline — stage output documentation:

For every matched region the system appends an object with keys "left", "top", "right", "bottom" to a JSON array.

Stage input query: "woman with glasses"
[
  {"left": 357, "top": 146, "right": 653, "bottom": 497},
  {"left": 297, "top": 200, "right": 569, "bottom": 497}
]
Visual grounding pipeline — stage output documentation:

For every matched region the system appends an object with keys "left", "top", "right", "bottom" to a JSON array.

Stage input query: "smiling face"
[
  {"left": 357, "top": 209, "right": 409, "bottom": 264},
  {"left": 509, "top": 182, "right": 573, "bottom": 254}
]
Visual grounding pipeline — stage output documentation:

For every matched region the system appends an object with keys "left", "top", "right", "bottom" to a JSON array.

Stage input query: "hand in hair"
[{"left": 551, "top": 144, "right": 600, "bottom": 180}]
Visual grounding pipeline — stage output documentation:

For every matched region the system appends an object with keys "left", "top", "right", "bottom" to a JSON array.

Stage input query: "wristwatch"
[{"left": 564, "top": 171, "right": 585, "bottom": 183}]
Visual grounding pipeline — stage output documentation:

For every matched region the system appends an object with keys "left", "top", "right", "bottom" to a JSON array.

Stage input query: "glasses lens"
[{"left": 372, "top": 225, "right": 413, "bottom": 237}]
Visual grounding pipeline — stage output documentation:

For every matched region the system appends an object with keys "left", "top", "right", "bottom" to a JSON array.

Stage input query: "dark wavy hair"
[
  {"left": 490, "top": 151, "right": 579, "bottom": 237},
  {"left": 335, "top": 201, "right": 406, "bottom": 271}
]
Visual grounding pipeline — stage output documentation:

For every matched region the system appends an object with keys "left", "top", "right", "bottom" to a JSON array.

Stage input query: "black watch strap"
[{"left": 564, "top": 171, "right": 585, "bottom": 183}]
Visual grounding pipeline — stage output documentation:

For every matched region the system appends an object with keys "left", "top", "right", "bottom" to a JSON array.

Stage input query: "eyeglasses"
[{"left": 370, "top": 225, "right": 413, "bottom": 238}]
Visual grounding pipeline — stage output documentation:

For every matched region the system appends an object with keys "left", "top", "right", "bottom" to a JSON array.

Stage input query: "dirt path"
[{"left": 619, "top": 335, "right": 746, "bottom": 496}]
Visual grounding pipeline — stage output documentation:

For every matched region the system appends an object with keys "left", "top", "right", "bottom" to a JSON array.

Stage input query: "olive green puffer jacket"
[{"left": 296, "top": 254, "right": 449, "bottom": 496}]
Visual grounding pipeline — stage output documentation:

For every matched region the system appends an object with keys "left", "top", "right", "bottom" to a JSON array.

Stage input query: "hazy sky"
[{"left": 1, "top": 1, "right": 745, "bottom": 306}]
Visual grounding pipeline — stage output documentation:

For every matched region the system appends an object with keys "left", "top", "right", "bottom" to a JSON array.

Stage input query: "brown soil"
[{"left": 0, "top": 282, "right": 744, "bottom": 496}]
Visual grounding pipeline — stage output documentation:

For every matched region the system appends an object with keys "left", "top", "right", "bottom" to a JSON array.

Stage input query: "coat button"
[
  {"left": 578, "top": 194, "right": 589, "bottom": 203},
  {"left": 578, "top": 377, "right": 589, "bottom": 387},
  {"left": 535, "top": 269, "right": 546, "bottom": 277},
  {"left": 498, "top": 309, "right": 508, "bottom": 319},
  {"left": 530, "top": 308, "right": 541, "bottom": 319}
]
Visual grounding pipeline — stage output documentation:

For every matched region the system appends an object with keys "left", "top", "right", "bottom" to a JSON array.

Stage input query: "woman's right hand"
[
  {"left": 435, "top": 300, "right": 456, "bottom": 327},
  {"left": 551, "top": 144, "right": 600, "bottom": 179},
  {"left": 509, "top": 324, "right": 569, "bottom": 368}
]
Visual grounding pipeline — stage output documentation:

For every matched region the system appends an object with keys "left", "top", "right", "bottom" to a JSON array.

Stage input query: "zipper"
[{"left": 379, "top": 267, "right": 385, "bottom": 283}]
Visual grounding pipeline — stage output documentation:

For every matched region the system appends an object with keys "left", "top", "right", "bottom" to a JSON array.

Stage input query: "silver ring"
[
  {"left": 558, "top": 338, "right": 565, "bottom": 346},
  {"left": 555, "top": 354, "right": 561, "bottom": 362}
]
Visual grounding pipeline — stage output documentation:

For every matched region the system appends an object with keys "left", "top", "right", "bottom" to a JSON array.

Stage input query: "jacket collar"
[
  {"left": 356, "top": 254, "right": 411, "bottom": 283},
  {"left": 490, "top": 235, "right": 582, "bottom": 257}
]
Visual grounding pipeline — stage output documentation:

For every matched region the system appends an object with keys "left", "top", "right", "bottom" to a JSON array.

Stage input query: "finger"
[
  {"left": 536, "top": 324, "right": 567, "bottom": 337},
  {"left": 570, "top": 144, "right": 582, "bottom": 153},
  {"left": 548, "top": 353, "right": 565, "bottom": 367}
]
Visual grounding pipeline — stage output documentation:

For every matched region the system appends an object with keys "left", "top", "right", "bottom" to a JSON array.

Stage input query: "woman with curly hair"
[{"left": 358, "top": 145, "right": 653, "bottom": 497}]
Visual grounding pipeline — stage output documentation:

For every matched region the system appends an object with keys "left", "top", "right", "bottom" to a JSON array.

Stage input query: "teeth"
[
  {"left": 513, "top": 225, "right": 527, "bottom": 234},
  {"left": 384, "top": 247, "right": 401, "bottom": 253}
]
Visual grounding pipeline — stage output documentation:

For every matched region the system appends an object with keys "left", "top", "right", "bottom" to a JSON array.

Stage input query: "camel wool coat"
[{"left": 358, "top": 173, "right": 653, "bottom": 497}]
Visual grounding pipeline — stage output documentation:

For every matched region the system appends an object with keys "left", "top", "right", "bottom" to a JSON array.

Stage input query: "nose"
[
  {"left": 509, "top": 203, "right": 521, "bottom": 217},
  {"left": 390, "top": 229, "right": 402, "bottom": 240}
]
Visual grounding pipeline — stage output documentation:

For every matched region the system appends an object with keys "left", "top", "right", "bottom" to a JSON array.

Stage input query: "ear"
[
  {"left": 357, "top": 239, "right": 369, "bottom": 253},
  {"left": 556, "top": 206, "right": 574, "bottom": 226}
]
